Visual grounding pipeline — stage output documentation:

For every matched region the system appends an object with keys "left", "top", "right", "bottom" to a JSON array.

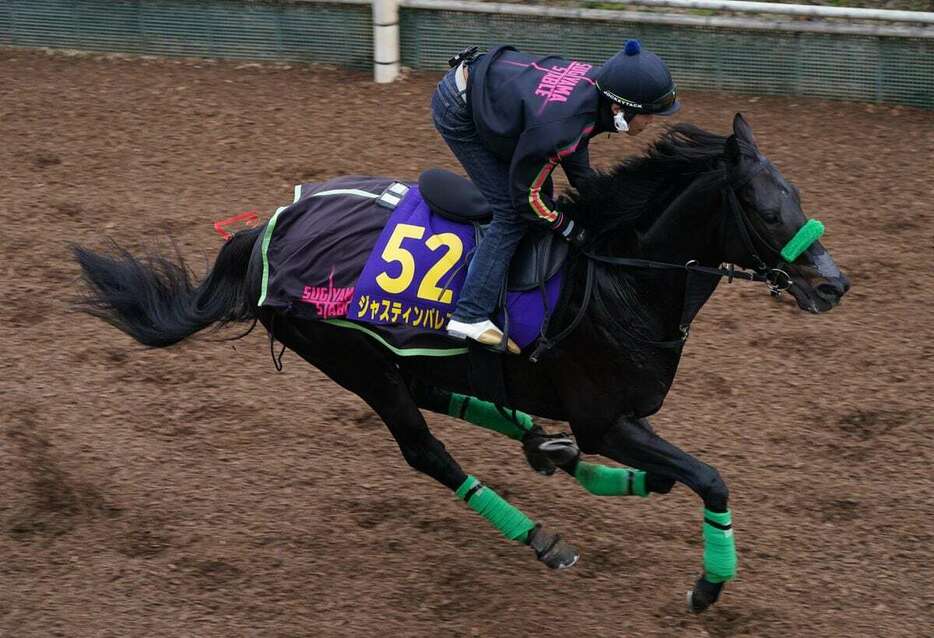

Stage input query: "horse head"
[{"left": 721, "top": 113, "right": 850, "bottom": 313}]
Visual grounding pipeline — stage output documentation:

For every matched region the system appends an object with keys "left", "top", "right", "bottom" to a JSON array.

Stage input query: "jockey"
[{"left": 432, "top": 40, "right": 681, "bottom": 353}]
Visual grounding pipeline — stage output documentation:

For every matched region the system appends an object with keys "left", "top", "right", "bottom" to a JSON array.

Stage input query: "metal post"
[{"left": 373, "top": 0, "right": 400, "bottom": 83}]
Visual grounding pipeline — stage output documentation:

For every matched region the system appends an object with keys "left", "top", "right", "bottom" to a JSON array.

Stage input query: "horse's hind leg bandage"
[
  {"left": 574, "top": 461, "right": 649, "bottom": 497},
  {"left": 455, "top": 475, "right": 535, "bottom": 542},
  {"left": 447, "top": 394, "right": 533, "bottom": 441},
  {"left": 702, "top": 508, "right": 737, "bottom": 582}
]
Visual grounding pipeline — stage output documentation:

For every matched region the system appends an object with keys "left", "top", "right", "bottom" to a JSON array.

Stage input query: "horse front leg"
[
  {"left": 598, "top": 416, "right": 736, "bottom": 613},
  {"left": 530, "top": 417, "right": 677, "bottom": 496}
]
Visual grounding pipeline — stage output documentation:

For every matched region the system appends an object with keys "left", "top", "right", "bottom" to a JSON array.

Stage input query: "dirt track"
[{"left": 1, "top": 49, "right": 932, "bottom": 637}]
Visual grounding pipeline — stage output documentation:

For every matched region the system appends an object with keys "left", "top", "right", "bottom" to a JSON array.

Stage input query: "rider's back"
[{"left": 467, "top": 46, "right": 602, "bottom": 162}]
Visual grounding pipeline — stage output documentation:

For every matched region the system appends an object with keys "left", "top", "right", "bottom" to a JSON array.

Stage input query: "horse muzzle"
[{"left": 789, "top": 271, "right": 850, "bottom": 313}]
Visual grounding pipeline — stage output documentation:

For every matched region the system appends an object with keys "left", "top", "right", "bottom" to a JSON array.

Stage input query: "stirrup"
[{"left": 446, "top": 319, "right": 520, "bottom": 354}]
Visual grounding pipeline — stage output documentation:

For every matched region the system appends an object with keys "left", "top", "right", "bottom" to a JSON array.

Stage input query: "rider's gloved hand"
[{"left": 554, "top": 217, "right": 588, "bottom": 248}]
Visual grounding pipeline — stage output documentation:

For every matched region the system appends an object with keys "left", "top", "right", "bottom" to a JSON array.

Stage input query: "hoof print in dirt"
[{"left": 32, "top": 151, "right": 62, "bottom": 169}]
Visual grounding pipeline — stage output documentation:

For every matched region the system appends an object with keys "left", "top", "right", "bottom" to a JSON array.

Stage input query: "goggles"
[
  {"left": 599, "top": 86, "right": 677, "bottom": 114},
  {"left": 643, "top": 88, "right": 677, "bottom": 114}
]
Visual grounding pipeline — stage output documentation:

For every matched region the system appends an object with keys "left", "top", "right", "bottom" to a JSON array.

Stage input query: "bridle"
[
  {"left": 528, "top": 160, "right": 824, "bottom": 362},
  {"left": 586, "top": 160, "right": 809, "bottom": 290},
  {"left": 724, "top": 159, "right": 794, "bottom": 295}
]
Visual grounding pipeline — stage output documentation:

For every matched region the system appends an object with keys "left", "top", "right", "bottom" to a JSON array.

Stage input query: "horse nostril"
[{"left": 816, "top": 281, "right": 845, "bottom": 301}]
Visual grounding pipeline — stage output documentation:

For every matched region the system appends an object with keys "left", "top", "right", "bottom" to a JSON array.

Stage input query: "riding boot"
[{"left": 447, "top": 318, "right": 521, "bottom": 354}]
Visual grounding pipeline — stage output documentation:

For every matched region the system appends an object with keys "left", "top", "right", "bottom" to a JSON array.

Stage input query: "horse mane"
[
  {"left": 559, "top": 124, "right": 732, "bottom": 238},
  {"left": 554, "top": 124, "right": 740, "bottom": 348}
]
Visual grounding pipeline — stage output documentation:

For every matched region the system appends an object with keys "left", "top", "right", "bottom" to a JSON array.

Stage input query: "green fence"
[
  {"left": 0, "top": 0, "right": 373, "bottom": 67},
  {"left": 2, "top": 0, "right": 932, "bottom": 107},
  {"left": 400, "top": 8, "right": 934, "bottom": 108}
]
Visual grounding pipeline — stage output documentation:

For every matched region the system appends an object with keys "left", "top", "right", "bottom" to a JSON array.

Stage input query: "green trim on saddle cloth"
[
  {"left": 455, "top": 475, "right": 535, "bottom": 542},
  {"left": 324, "top": 319, "right": 469, "bottom": 357},
  {"left": 702, "top": 508, "right": 737, "bottom": 583},
  {"left": 258, "top": 206, "right": 288, "bottom": 307},
  {"left": 574, "top": 461, "right": 648, "bottom": 497},
  {"left": 447, "top": 394, "right": 534, "bottom": 441},
  {"left": 780, "top": 219, "right": 824, "bottom": 263}
]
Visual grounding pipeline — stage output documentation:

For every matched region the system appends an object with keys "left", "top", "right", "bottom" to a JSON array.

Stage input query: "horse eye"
[{"left": 760, "top": 210, "right": 781, "bottom": 224}]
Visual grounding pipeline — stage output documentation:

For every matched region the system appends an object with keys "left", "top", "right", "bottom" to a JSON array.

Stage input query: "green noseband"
[{"left": 780, "top": 219, "right": 824, "bottom": 263}]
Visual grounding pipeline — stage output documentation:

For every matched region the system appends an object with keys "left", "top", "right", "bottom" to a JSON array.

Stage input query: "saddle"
[{"left": 418, "top": 168, "right": 569, "bottom": 292}]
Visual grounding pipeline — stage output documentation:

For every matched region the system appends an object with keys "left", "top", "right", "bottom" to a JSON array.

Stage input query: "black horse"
[{"left": 73, "top": 114, "right": 849, "bottom": 612}]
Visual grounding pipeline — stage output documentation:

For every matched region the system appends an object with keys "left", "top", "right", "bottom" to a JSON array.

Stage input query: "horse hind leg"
[
  {"left": 266, "top": 317, "right": 578, "bottom": 570},
  {"left": 405, "top": 378, "right": 558, "bottom": 476}
]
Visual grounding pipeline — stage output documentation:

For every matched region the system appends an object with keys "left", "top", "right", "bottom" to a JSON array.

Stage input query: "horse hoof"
[
  {"left": 527, "top": 524, "right": 580, "bottom": 570},
  {"left": 521, "top": 427, "right": 557, "bottom": 476},
  {"left": 687, "top": 575, "right": 724, "bottom": 613},
  {"left": 523, "top": 448, "right": 557, "bottom": 476},
  {"left": 556, "top": 550, "right": 580, "bottom": 570},
  {"left": 537, "top": 438, "right": 580, "bottom": 467},
  {"left": 522, "top": 428, "right": 579, "bottom": 475},
  {"left": 544, "top": 539, "right": 580, "bottom": 570}
]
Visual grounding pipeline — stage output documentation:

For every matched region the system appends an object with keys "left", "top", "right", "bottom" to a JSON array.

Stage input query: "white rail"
[
  {"left": 319, "top": 0, "right": 934, "bottom": 23},
  {"left": 592, "top": 0, "right": 934, "bottom": 25},
  {"left": 399, "top": 0, "right": 934, "bottom": 38},
  {"left": 360, "top": 0, "right": 934, "bottom": 82}
]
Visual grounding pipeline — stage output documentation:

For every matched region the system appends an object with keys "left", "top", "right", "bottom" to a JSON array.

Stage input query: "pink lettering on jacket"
[
  {"left": 532, "top": 61, "right": 594, "bottom": 105},
  {"left": 301, "top": 268, "right": 354, "bottom": 319}
]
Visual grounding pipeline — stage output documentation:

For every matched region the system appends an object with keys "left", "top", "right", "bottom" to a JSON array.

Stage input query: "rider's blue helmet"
[{"left": 594, "top": 40, "right": 680, "bottom": 116}]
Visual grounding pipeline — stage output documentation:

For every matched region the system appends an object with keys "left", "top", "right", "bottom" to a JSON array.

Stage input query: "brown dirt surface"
[{"left": 1, "top": 48, "right": 932, "bottom": 638}]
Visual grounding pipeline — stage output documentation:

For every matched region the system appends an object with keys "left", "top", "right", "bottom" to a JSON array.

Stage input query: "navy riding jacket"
[{"left": 466, "top": 45, "right": 612, "bottom": 230}]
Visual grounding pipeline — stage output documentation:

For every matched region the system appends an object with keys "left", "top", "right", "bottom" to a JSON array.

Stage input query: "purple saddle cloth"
[{"left": 258, "top": 176, "right": 562, "bottom": 355}]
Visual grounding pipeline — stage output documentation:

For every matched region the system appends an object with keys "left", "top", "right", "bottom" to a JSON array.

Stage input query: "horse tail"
[{"left": 72, "top": 226, "right": 264, "bottom": 347}]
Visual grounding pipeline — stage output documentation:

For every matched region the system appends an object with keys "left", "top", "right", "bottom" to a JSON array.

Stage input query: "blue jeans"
[{"left": 431, "top": 67, "right": 528, "bottom": 323}]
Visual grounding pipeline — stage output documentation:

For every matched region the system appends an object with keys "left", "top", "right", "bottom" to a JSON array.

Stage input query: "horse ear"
[
  {"left": 732, "top": 112, "right": 758, "bottom": 147},
  {"left": 725, "top": 134, "right": 742, "bottom": 165}
]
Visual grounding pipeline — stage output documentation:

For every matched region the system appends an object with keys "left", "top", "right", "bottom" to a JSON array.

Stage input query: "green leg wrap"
[
  {"left": 574, "top": 461, "right": 649, "bottom": 497},
  {"left": 448, "top": 393, "right": 533, "bottom": 441},
  {"left": 702, "top": 508, "right": 737, "bottom": 583},
  {"left": 455, "top": 475, "right": 535, "bottom": 542}
]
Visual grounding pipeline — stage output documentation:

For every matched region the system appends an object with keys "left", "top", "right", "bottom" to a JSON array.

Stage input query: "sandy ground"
[{"left": 0, "top": 48, "right": 932, "bottom": 637}]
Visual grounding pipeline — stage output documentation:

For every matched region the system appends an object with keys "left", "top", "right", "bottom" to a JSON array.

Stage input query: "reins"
[
  {"left": 529, "top": 253, "right": 757, "bottom": 362},
  {"left": 527, "top": 166, "right": 800, "bottom": 363}
]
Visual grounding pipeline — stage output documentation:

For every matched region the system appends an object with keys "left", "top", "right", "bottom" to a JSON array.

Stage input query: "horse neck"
[
  {"left": 572, "top": 177, "right": 725, "bottom": 350},
  {"left": 635, "top": 177, "right": 724, "bottom": 265}
]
